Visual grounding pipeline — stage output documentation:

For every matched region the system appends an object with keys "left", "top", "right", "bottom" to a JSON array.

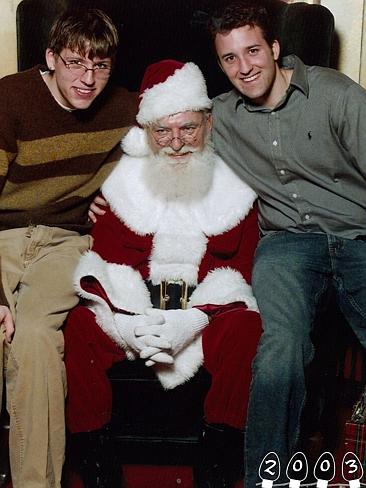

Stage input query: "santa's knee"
[{"left": 218, "top": 309, "right": 262, "bottom": 352}]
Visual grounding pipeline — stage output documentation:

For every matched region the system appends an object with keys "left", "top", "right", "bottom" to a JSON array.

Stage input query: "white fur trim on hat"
[{"left": 137, "top": 62, "right": 212, "bottom": 125}]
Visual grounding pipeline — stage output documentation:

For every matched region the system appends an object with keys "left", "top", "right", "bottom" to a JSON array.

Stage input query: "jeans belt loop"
[{"left": 25, "top": 223, "right": 35, "bottom": 238}]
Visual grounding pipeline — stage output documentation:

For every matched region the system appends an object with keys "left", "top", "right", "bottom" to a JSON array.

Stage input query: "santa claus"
[{"left": 64, "top": 59, "right": 262, "bottom": 488}]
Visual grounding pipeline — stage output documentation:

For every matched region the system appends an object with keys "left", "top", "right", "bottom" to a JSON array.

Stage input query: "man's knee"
[
  {"left": 252, "top": 332, "right": 312, "bottom": 391},
  {"left": 10, "top": 312, "right": 64, "bottom": 357}
]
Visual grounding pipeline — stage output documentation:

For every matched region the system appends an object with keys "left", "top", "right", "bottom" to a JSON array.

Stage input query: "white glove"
[
  {"left": 138, "top": 308, "right": 209, "bottom": 358},
  {"left": 114, "top": 313, "right": 173, "bottom": 364},
  {"left": 144, "top": 351, "right": 175, "bottom": 367}
]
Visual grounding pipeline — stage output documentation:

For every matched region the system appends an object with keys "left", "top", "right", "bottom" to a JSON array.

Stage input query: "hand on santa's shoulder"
[{"left": 88, "top": 194, "right": 109, "bottom": 223}]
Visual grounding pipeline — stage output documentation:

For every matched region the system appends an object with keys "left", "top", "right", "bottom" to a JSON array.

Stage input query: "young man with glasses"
[
  {"left": 0, "top": 8, "right": 136, "bottom": 488},
  {"left": 63, "top": 59, "right": 262, "bottom": 488}
]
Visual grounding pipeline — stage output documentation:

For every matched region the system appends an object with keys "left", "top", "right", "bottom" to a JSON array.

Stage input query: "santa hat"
[{"left": 122, "top": 59, "right": 212, "bottom": 158}]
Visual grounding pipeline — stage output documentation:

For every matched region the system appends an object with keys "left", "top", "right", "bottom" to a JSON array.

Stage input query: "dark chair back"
[{"left": 16, "top": 0, "right": 334, "bottom": 96}]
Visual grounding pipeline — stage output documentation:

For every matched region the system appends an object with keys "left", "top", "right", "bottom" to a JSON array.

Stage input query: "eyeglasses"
[
  {"left": 58, "top": 54, "right": 112, "bottom": 79},
  {"left": 150, "top": 122, "right": 204, "bottom": 146}
]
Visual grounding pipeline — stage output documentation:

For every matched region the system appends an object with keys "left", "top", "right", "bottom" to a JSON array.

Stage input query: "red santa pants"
[{"left": 64, "top": 306, "right": 261, "bottom": 433}]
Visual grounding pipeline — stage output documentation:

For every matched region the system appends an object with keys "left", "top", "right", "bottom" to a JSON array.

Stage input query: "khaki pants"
[{"left": 0, "top": 225, "right": 91, "bottom": 488}]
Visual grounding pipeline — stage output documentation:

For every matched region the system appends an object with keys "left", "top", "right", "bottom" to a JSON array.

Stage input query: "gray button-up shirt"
[{"left": 212, "top": 55, "right": 366, "bottom": 239}]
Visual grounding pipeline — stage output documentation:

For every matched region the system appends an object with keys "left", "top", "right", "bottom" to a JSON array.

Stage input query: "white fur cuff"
[
  {"left": 189, "top": 267, "right": 258, "bottom": 312},
  {"left": 74, "top": 250, "right": 152, "bottom": 314}
]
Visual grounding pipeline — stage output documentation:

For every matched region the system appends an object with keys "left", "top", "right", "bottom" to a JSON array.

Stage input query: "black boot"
[
  {"left": 195, "top": 422, "right": 244, "bottom": 488},
  {"left": 67, "top": 424, "right": 123, "bottom": 488},
  {"left": 0, "top": 407, "right": 10, "bottom": 488}
]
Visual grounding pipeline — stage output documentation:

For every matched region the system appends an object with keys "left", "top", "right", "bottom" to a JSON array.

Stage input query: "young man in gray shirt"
[{"left": 210, "top": 2, "right": 366, "bottom": 486}]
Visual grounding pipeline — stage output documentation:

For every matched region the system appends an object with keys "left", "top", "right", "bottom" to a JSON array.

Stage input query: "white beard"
[{"left": 143, "top": 140, "right": 216, "bottom": 202}]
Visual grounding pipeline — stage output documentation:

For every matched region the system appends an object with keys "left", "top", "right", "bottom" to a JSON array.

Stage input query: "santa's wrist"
[{"left": 186, "top": 308, "right": 209, "bottom": 332}]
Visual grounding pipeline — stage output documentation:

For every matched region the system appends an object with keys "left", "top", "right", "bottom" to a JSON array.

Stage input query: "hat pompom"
[{"left": 121, "top": 126, "right": 150, "bottom": 158}]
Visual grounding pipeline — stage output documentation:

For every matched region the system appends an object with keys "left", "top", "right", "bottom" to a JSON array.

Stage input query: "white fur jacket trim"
[
  {"left": 102, "top": 152, "right": 256, "bottom": 237},
  {"left": 73, "top": 250, "right": 203, "bottom": 388},
  {"left": 189, "top": 267, "right": 258, "bottom": 312},
  {"left": 74, "top": 250, "right": 153, "bottom": 314},
  {"left": 74, "top": 155, "right": 258, "bottom": 389},
  {"left": 73, "top": 259, "right": 257, "bottom": 389},
  {"left": 102, "top": 153, "right": 256, "bottom": 286}
]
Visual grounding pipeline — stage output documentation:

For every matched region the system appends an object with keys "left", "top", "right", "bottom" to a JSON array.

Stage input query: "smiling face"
[
  {"left": 45, "top": 48, "right": 112, "bottom": 110},
  {"left": 143, "top": 110, "right": 215, "bottom": 200},
  {"left": 147, "top": 111, "right": 212, "bottom": 164},
  {"left": 215, "top": 24, "right": 283, "bottom": 108}
]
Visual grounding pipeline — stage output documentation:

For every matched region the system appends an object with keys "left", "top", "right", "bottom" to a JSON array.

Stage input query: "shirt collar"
[
  {"left": 234, "top": 54, "right": 309, "bottom": 112},
  {"left": 283, "top": 54, "right": 309, "bottom": 97}
]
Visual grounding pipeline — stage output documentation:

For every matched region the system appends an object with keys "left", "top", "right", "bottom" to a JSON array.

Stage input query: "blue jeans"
[{"left": 245, "top": 232, "right": 366, "bottom": 487}]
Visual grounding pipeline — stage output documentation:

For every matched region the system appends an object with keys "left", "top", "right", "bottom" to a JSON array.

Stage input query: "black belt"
[{"left": 146, "top": 280, "right": 195, "bottom": 310}]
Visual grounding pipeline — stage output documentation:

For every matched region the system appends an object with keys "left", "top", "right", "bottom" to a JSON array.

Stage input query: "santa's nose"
[{"left": 170, "top": 137, "right": 185, "bottom": 151}]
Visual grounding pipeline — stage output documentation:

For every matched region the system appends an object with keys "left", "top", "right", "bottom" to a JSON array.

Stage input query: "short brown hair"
[
  {"left": 209, "top": 1, "right": 277, "bottom": 47},
  {"left": 48, "top": 8, "right": 119, "bottom": 61}
]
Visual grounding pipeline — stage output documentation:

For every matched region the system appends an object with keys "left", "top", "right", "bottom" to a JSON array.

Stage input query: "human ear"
[
  {"left": 206, "top": 112, "right": 213, "bottom": 131},
  {"left": 271, "top": 40, "right": 280, "bottom": 61},
  {"left": 45, "top": 49, "right": 56, "bottom": 71}
]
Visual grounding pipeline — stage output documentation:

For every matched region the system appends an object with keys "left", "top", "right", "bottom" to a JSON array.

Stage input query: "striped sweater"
[{"left": 0, "top": 65, "right": 138, "bottom": 233}]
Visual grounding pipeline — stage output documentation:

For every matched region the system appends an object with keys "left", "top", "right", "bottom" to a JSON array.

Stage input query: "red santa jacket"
[{"left": 73, "top": 152, "right": 259, "bottom": 388}]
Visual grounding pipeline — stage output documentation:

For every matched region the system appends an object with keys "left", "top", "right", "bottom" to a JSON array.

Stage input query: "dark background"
[{"left": 16, "top": 0, "right": 336, "bottom": 96}]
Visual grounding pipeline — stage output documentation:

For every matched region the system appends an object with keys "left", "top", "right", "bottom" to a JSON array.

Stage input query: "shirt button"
[
  {"left": 334, "top": 177, "right": 339, "bottom": 183},
  {"left": 292, "top": 193, "right": 298, "bottom": 199},
  {"left": 273, "top": 140, "right": 278, "bottom": 146},
  {"left": 304, "top": 214, "right": 310, "bottom": 220},
  {"left": 280, "top": 169, "right": 286, "bottom": 175}
]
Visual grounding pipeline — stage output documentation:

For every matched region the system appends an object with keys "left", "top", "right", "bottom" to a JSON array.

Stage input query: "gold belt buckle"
[
  {"left": 180, "top": 281, "right": 188, "bottom": 310},
  {"left": 159, "top": 280, "right": 188, "bottom": 309},
  {"left": 159, "top": 280, "right": 169, "bottom": 310}
]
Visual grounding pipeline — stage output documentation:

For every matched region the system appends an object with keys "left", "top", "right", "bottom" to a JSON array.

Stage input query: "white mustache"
[{"left": 160, "top": 145, "right": 199, "bottom": 156}]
